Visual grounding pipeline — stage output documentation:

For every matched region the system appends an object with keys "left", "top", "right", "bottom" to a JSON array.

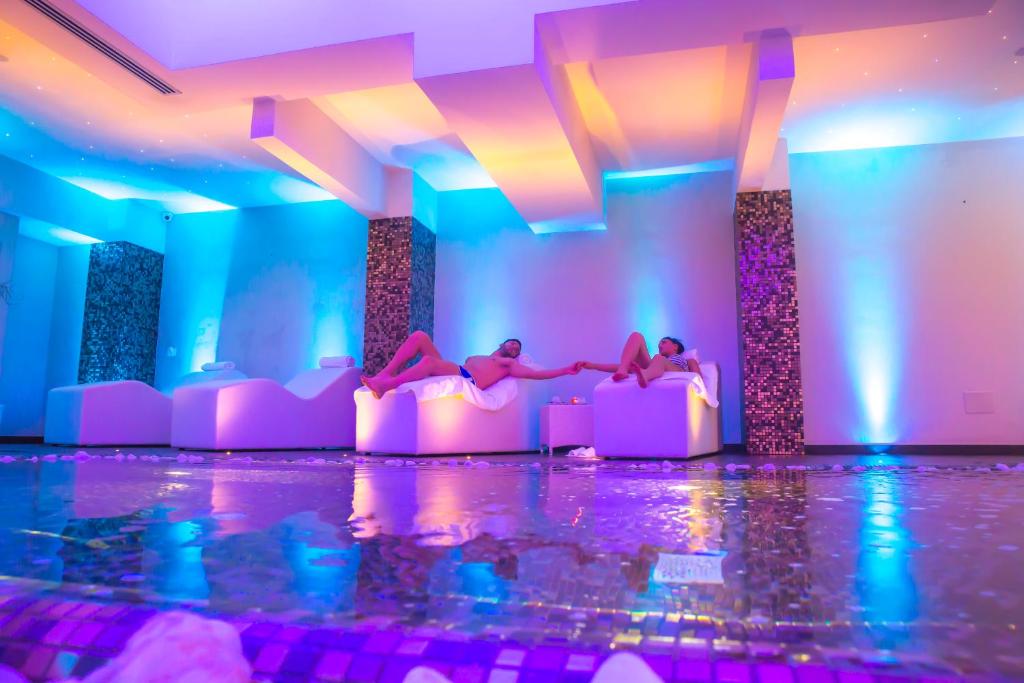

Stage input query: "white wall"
[
  {"left": 434, "top": 170, "right": 743, "bottom": 444},
  {"left": 791, "top": 136, "right": 1024, "bottom": 445}
]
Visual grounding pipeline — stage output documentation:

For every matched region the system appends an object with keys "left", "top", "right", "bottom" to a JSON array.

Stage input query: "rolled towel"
[
  {"left": 201, "top": 361, "right": 236, "bottom": 372},
  {"left": 319, "top": 355, "right": 355, "bottom": 368}
]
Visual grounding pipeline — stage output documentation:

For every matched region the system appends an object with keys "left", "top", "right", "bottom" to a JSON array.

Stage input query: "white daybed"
[
  {"left": 354, "top": 374, "right": 534, "bottom": 455},
  {"left": 593, "top": 361, "right": 723, "bottom": 458}
]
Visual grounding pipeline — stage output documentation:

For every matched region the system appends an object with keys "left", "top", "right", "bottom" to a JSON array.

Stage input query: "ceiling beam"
[
  {"left": 250, "top": 97, "right": 386, "bottom": 217},
  {"left": 735, "top": 30, "right": 794, "bottom": 193}
]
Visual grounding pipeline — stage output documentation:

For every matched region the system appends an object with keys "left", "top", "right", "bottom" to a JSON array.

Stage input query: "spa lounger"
[
  {"left": 354, "top": 374, "right": 533, "bottom": 455},
  {"left": 593, "top": 361, "right": 723, "bottom": 458},
  {"left": 170, "top": 359, "right": 363, "bottom": 450},
  {"left": 43, "top": 362, "right": 246, "bottom": 446}
]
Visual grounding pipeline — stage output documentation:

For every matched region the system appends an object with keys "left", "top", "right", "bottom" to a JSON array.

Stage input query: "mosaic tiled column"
[
  {"left": 362, "top": 217, "right": 436, "bottom": 376},
  {"left": 78, "top": 241, "right": 164, "bottom": 385},
  {"left": 734, "top": 190, "right": 804, "bottom": 455}
]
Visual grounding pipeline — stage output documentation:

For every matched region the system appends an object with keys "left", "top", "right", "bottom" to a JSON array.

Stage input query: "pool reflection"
[{"left": 0, "top": 456, "right": 1020, "bottom": 673}]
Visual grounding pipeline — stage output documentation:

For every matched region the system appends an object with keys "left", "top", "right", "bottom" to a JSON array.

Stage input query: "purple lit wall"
[{"left": 734, "top": 190, "right": 805, "bottom": 455}]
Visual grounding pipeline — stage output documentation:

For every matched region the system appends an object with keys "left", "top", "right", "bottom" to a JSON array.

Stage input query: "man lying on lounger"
[{"left": 360, "top": 330, "right": 584, "bottom": 398}]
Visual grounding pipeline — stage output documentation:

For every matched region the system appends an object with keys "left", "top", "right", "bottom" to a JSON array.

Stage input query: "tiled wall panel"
[
  {"left": 77, "top": 242, "right": 163, "bottom": 385},
  {"left": 734, "top": 190, "right": 804, "bottom": 455},
  {"left": 363, "top": 217, "right": 435, "bottom": 375}
]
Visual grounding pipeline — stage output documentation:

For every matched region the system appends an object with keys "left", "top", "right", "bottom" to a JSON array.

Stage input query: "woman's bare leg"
[
  {"left": 631, "top": 355, "right": 668, "bottom": 388},
  {"left": 613, "top": 331, "right": 653, "bottom": 381},
  {"left": 374, "top": 330, "right": 443, "bottom": 379},
  {"left": 363, "top": 356, "right": 461, "bottom": 398}
]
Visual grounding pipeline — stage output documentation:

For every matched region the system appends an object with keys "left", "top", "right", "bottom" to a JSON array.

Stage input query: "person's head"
[
  {"left": 658, "top": 336, "right": 684, "bottom": 357},
  {"left": 498, "top": 338, "right": 522, "bottom": 358}
]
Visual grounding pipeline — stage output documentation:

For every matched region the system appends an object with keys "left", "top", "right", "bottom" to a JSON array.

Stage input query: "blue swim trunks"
[{"left": 459, "top": 365, "right": 476, "bottom": 385}]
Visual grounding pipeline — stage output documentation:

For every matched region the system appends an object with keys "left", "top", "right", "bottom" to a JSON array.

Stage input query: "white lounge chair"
[
  {"left": 593, "top": 361, "right": 723, "bottom": 458},
  {"left": 170, "top": 360, "right": 363, "bottom": 450},
  {"left": 43, "top": 363, "right": 246, "bottom": 446},
  {"left": 355, "top": 375, "right": 534, "bottom": 455}
]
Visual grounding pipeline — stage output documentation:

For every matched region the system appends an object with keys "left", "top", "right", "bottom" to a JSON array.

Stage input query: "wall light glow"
[
  {"left": 843, "top": 255, "right": 902, "bottom": 444},
  {"left": 311, "top": 313, "right": 347, "bottom": 368}
]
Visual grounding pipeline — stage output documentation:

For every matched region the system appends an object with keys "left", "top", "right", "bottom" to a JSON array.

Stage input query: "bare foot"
[
  {"left": 361, "top": 375, "right": 384, "bottom": 399},
  {"left": 611, "top": 368, "right": 629, "bottom": 382},
  {"left": 631, "top": 362, "right": 648, "bottom": 388}
]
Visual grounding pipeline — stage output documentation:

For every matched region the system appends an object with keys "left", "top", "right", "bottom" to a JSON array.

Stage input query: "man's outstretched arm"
[{"left": 508, "top": 361, "right": 584, "bottom": 380}]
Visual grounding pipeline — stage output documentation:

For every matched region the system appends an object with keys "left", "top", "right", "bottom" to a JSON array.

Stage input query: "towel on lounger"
[
  {"left": 319, "top": 356, "right": 355, "bottom": 368},
  {"left": 201, "top": 361, "right": 236, "bottom": 372},
  {"left": 597, "top": 361, "right": 720, "bottom": 408},
  {"left": 355, "top": 375, "right": 521, "bottom": 411}
]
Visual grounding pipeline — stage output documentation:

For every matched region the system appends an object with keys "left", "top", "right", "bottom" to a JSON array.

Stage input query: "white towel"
[
  {"left": 355, "top": 374, "right": 520, "bottom": 411},
  {"left": 319, "top": 355, "right": 355, "bottom": 368},
  {"left": 201, "top": 361, "right": 236, "bottom": 372},
  {"left": 597, "top": 362, "right": 720, "bottom": 408}
]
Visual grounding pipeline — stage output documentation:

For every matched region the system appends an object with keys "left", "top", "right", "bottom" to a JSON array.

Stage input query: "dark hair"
[
  {"left": 661, "top": 336, "right": 684, "bottom": 354},
  {"left": 503, "top": 338, "right": 522, "bottom": 348}
]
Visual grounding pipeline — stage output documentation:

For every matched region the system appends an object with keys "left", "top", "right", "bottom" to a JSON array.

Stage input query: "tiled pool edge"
[{"left": 0, "top": 591, "right": 989, "bottom": 683}]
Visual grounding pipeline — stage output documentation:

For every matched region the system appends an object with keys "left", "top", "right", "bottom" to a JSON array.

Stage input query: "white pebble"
[
  {"left": 473, "top": 461, "right": 490, "bottom": 469},
  {"left": 0, "top": 456, "right": 15, "bottom": 463},
  {"left": 995, "top": 463, "right": 1010, "bottom": 471},
  {"left": 832, "top": 464, "right": 844, "bottom": 472}
]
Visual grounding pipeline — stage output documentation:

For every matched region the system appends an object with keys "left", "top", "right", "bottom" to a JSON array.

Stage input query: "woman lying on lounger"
[
  {"left": 361, "top": 330, "right": 584, "bottom": 398},
  {"left": 581, "top": 331, "right": 701, "bottom": 388}
]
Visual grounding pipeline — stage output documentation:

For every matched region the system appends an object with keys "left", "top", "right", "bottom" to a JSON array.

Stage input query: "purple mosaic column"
[
  {"left": 734, "top": 190, "right": 804, "bottom": 455},
  {"left": 362, "top": 216, "right": 436, "bottom": 376}
]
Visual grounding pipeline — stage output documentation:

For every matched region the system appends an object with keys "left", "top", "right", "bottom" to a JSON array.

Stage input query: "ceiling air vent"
[{"left": 23, "top": 0, "right": 181, "bottom": 95}]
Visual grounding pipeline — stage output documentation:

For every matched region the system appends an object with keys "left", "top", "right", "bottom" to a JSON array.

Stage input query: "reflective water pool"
[{"left": 1, "top": 451, "right": 1022, "bottom": 679}]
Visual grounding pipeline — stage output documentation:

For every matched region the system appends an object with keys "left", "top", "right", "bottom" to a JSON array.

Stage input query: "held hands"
[{"left": 567, "top": 361, "right": 587, "bottom": 375}]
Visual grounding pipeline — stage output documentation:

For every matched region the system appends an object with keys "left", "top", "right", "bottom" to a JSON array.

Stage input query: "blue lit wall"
[
  {"left": 0, "top": 236, "right": 58, "bottom": 435},
  {"left": 791, "top": 136, "right": 1024, "bottom": 445},
  {"left": 157, "top": 199, "right": 368, "bottom": 386},
  {"left": 433, "top": 170, "right": 742, "bottom": 444}
]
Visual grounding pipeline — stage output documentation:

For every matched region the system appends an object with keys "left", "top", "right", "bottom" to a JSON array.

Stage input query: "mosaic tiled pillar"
[
  {"left": 78, "top": 241, "right": 164, "bottom": 385},
  {"left": 734, "top": 190, "right": 805, "bottom": 455},
  {"left": 362, "top": 217, "right": 436, "bottom": 375}
]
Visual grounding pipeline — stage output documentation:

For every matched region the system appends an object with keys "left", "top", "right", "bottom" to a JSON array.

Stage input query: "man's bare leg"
[
  {"left": 374, "top": 330, "right": 443, "bottom": 379},
  {"left": 363, "top": 356, "right": 461, "bottom": 398},
  {"left": 614, "top": 332, "right": 653, "bottom": 381}
]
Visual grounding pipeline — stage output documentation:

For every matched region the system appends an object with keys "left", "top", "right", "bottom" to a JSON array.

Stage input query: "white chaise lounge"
[
  {"left": 43, "top": 362, "right": 246, "bottom": 446},
  {"left": 354, "top": 374, "right": 534, "bottom": 455},
  {"left": 593, "top": 361, "right": 722, "bottom": 458},
  {"left": 170, "top": 359, "right": 363, "bottom": 450}
]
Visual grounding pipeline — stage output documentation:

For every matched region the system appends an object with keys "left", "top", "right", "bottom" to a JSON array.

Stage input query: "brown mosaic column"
[
  {"left": 362, "top": 216, "right": 436, "bottom": 376},
  {"left": 734, "top": 190, "right": 805, "bottom": 455}
]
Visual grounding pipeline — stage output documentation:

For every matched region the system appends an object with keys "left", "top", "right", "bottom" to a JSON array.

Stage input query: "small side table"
[{"left": 540, "top": 404, "right": 594, "bottom": 453}]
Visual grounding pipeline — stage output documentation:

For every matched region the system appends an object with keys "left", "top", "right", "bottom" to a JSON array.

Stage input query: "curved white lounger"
[
  {"left": 170, "top": 366, "right": 363, "bottom": 450},
  {"left": 593, "top": 362, "right": 723, "bottom": 458},
  {"left": 44, "top": 366, "right": 246, "bottom": 446}
]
